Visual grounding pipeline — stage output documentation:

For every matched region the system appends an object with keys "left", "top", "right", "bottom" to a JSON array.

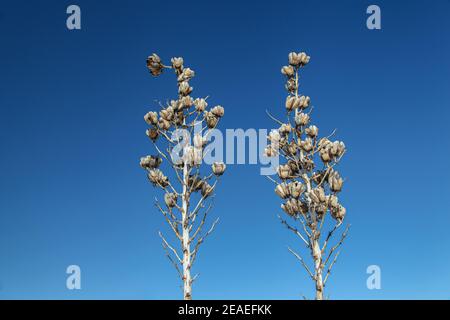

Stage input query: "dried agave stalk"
[
  {"left": 141, "top": 54, "right": 226, "bottom": 300},
  {"left": 266, "top": 51, "right": 349, "bottom": 300}
]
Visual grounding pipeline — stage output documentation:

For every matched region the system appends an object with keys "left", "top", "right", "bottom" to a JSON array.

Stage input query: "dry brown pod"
[{"left": 212, "top": 162, "right": 226, "bottom": 176}]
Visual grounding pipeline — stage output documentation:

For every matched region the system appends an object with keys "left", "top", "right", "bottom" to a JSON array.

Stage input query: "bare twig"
[{"left": 287, "top": 246, "right": 314, "bottom": 280}]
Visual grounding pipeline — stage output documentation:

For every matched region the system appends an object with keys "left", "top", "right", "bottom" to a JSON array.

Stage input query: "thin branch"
[
  {"left": 159, "top": 231, "right": 182, "bottom": 263},
  {"left": 278, "top": 215, "right": 309, "bottom": 247},
  {"left": 190, "top": 202, "right": 214, "bottom": 242},
  {"left": 189, "top": 180, "right": 217, "bottom": 219},
  {"left": 162, "top": 243, "right": 183, "bottom": 280},
  {"left": 190, "top": 218, "right": 219, "bottom": 264},
  {"left": 266, "top": 109, "right": 284, "bottom": 125},
  {"left": 323, "top": 249, "right": 341, "bottom": 286},
  {"left": 155, "top": 199, "right": 182, "bottom": 240},
  {"left": 323, "top": 224, "right": 350, "bottom": 267},
  {"left": 287, "top": 246, "right": 314, "bottom": 280}
]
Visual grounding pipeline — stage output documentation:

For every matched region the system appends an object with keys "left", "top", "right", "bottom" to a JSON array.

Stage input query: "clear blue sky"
[{"left": 1, "top": 0, "right": 449, "bottom": 299}]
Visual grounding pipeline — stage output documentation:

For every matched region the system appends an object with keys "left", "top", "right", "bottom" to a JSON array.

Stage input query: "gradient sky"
[{"left": 1, "top": 0, "right": 449, "bottom": 299}]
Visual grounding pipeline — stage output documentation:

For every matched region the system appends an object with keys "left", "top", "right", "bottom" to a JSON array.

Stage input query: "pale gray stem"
[{"left": 181, "top": 162, "right": 192, "bottom": 300}]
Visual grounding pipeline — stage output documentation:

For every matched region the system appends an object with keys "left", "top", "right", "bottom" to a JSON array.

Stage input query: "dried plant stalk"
[
  {"left": 266, "top": 52, "right": 349, "bottom": 300},
  {"left": 141, "top": 54, "right": 226, "bottom": 300}
]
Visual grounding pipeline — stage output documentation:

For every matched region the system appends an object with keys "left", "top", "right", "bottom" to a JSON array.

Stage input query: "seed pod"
[
  {"left": 194, "top": 98, "right": 208, "bottom": 112},
  {"left": 169, "top": 100, "right": 180, "bottom": 111},
  {"left": 281, "top": 65, "right": 295, "bottom": 77},
  {"left": 160, "top": 107, "right": 174, "bottom": 121},
  {"left": 211, "top": 105, "right": 225, "bottom": 118},
  {"left": 286, "top": 141, "right": 298, "bottom": 156},
  {"left": 315, "top": 204, "right": 327, "bottom": 217},
  {"left": 158, "top": 118, "right": 171, "bottom": 130},
  {"left": 299, "top": 137, "right": 313, "bottom": 152},
  {"left": 288, "top": 181, "right": 304, "bottom": 198},
  {"left": 305, "top": 125, "right": 319, "bottom": 138},
  {"left": 279, "top": 123, "right": 292, "bottom": 135},
  {"left": 288, "top": 52, "right": 302, "bottom": 67},
  {"left": 144, "top": 111, "right": 158, "bottom": 125},
  {"left": 327, "top": 195, "right": 339, "bottom": 209},
  {"left": 188, "top": 175, "right": 204, "bottom": 191},
  {"left": 205, "top": 111, "right": 218, "bottom": 128},
  {"left": 173, "top": 111, "right": 185, "bottom": 126},
  {"left": 164, "top": 192, "right": 178, "bottom": 208},
  {"left": 201, "top": 182, "right": 214, "bottom": 198},
  {"left": 177, "top": 67, "right": 195, "bottom": 81},
  {"left": 147, "top": 169, "right": 169, "bottom": 187},
  {"left": 331, "top": 204, "right": 346, "bottom": 221},
  {"left": 310, "top": 187, "right": 326, "bottom": 204},
  {"left": 298, "top": 52, "right": 310, "bottom": 66},
  {"left": 140, "top": 155, "right": 162, "bottom": 170},
  {"left": 299, "top": 95, "right": 311, "bottom": 109},
  {"left": 331, "top": 141, "right": 346, "bottom": 158},
  {"left": 287, "top": 160, "right": 299, "bottom": 174},
  {"left": 171, "top": 57, "right": 184, "bottom": 69},
  {"left": 179, "top": 96, "right": 193, "bottom": 109},
  {"left": 178, "top": 81, "right": 193, "bottom": 96},
  {"left": 281, "top": 199, "right": 302, "bottom": 217},
  {"left": 301, "top": 158, "right": 314, "bottom": 172},
  {"left": 295, "top": 113, "right": 309, "bottom": 127},
  {"left": 299, "top": 201, "right": 308, "bottom": 214},
  {"left": 285, "top": 78, "right": 296, "bottom": 93},
  {"left": 329, "top": 171, "right": 344, "bottom": 193},
  {"left": 281, "top": 202, "right": 295, "bottom": 216},
  {"left": 285, "top": 96, "right": 301, "bottom": 111},
  {"left": 311, "top": 171, "right": 323, "bottom": 185},
  {"left": 146, "top": 128, "right": 159, "bottom": 141},
  {"left": 277, "top": 165, "right": 291, "bottom": 180},
  {"left": 318, "top": 137, "right": 331, "bottom": 149},
  {"left": 212, "top": 162, "right": 226, "bottom": 176},
  {"left": 268, "top": 130, "right": 281, "bottom": 143},
  {"left": 320, "top": 149, "right": 331, "bottom": 163},
  {"left": 275, "top": 183, "right": 290, "bottom": 199},
  {"left": 264, "top": 145, "right": 278, "bottom": 157},
  {"left": 146, "top": 53, "right": 164, "bottom": 76}
]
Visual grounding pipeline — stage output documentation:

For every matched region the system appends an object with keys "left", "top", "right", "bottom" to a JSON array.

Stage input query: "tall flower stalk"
[
  {"left": 141, "top": 54, "right": 226, "bottom": 300},
  {"left": 266, "top": 52, "right": 349, "bottom": 300}
]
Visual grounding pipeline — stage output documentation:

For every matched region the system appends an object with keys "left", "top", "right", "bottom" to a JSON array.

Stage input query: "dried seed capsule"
[
  {"left": 194, "top": 98, "right": 208, "bottom": 112},
  {"left": 205, "top": 111, "right": 219, "bottom": 128},
  {"left": 277, "top": 165, "right": 291, "bottom": 180},
  {"left": 146, "top": 53, "right": 164, "bottom": 76},
  {"left": 140, "top": 155, "right": 162, "bottom": 169},
  {"left": 201, "top": 182, "right": 214, "bottom": 198},
  {"left": 178, "top": 81, "right": 193, "bottom": 96},
  {"left": 211, "top": 105, "right": 225, "bottom": 118},
  {"left": 305, "top": 125, "right": 319, "bottom": 138},
  {"left": 146, "top": 128, "right": 159, "bottom": 141},
  {"left": 171, "top": 57, "right": 184, "bottom": 69},
  {"left": 160, "top": 107, "right": 174, "bottom": 121},
  {"left": 275, "top": 183, "right": 290, "bottom": 199},
  {"left": 295, "top": 113, "right": 310, "bottom": 126},
  {"left": 144, "top": 111, "right": 158, "bottom": 125},
  {"left": 288, "top": 181, "right": 304, "bottom": 198},
  {"left": 285, "top": 96, "right": 301, "bottom": 111},
  {"left": 212, "top": 162, "right": 226, "bottom": 176},
  {"left": 164, "top": 192, "right": 178, "bottom": 208},
  {"left": 147, "top": 169, "right": 169, "bottom": 187},
  {"left": 281, "top": 65, "right": 295, "bottom": 77},
  {"left": 288, "top": 52, "right": 301, "bottom": 67},
  {"left": 158, "top": 118, "right": 171, "bottom": 130}
]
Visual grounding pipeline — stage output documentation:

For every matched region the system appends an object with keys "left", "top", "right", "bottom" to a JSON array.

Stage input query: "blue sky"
[{"left": 0, "top": 0, "right": 450, "bottom": 299}]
